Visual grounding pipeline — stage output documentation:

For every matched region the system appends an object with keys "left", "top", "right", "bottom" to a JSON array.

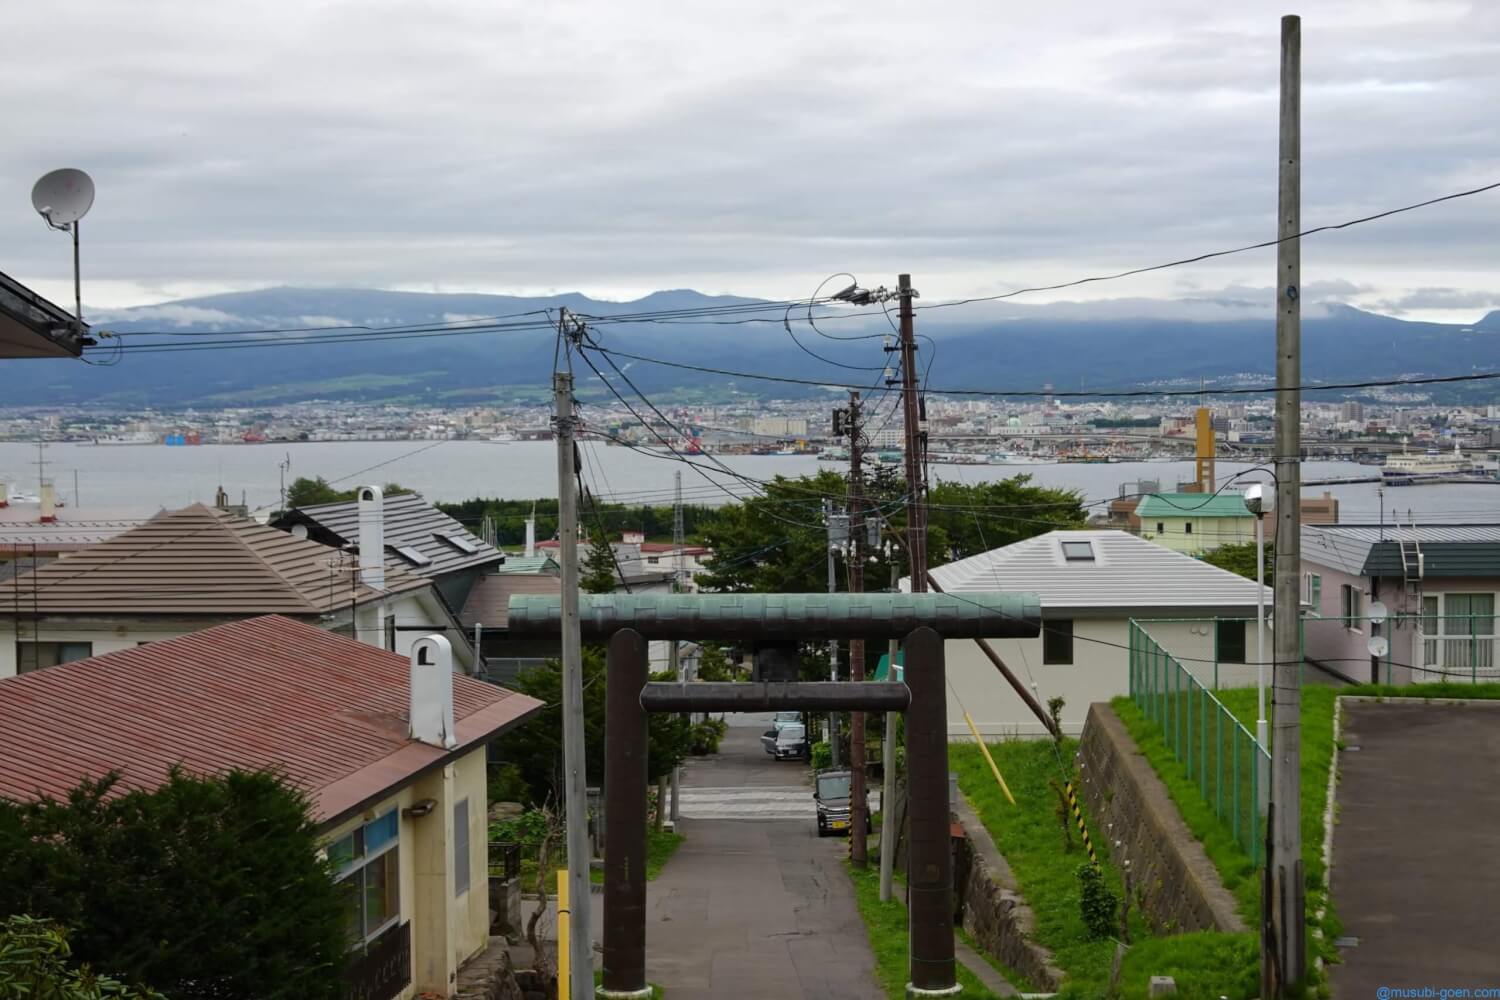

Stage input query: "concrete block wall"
[{"left": 1077, "top": 703, "right": 1246, "bottom": 935}]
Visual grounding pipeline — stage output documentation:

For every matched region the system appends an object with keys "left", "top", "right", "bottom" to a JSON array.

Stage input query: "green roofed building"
[{"left": 1135, "top": 492, "right": 1255, "bottom": 556}]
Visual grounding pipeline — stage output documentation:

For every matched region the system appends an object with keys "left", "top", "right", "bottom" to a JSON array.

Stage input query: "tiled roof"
[
  {"left": 275, "top": 492, "right": 503, "bottom": 579},
  {"left": 460, "top": 573, "right": 561, "bottom": 629},
  {"left": 0, "top": 616, "right": 542, "bottom": 824},
  {"left": 1135, "top": 492, "right": 1255, "bottom": 519},
  {"left": 0, "top": 506, "right": 148, "bottom": 550},
  {"left": 917, "top": 529, "right": 1271, "bottom": 613},
  {"left": 0, "top": 504, "right": 427, "bottom": 615}
]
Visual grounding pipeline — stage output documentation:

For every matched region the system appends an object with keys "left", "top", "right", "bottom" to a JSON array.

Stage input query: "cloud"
[
  {"left": 91, "top": 303, "right": 246, "bottom": 326},
  {"left": 1369, "top": 287, "right": 1500, "bottom": 314},
  {"left": 2, "top": 0, "right": 1498, "bottom": 310}
]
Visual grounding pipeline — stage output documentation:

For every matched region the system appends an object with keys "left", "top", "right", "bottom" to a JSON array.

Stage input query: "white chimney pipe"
[
  {"left": 39, "top": 481, "right": 56, "bottom": 523},
  {"left": 357, "top": 485, "right": 385, "bottom": 590},
  {"left": 524, "top": 515, "right": 536, "bottom": 559},
  {"left": 410, "top": 634, "right": 457, "bottom": 749}
]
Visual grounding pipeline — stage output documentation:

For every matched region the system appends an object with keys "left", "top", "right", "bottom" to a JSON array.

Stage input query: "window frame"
[
  {"left": 1183, "top": 521, "right": 1193, "bottom": 535},
  {"left": 1303, "top": 573, "right": 1321, "bottom": 615},
  {"left": 1042, "top": 619, "right": 1074, "bottom": 666},
  {"left": 454, "top": 798, "right": 471, "bottom": 898},
  {"left": 15, "top": 640, "right": 93, "bottom": 674},
  {"left": 1341, "top": 584, "right": 1363, "bottom": 632},
  {"left": 1215, "top": 619, "right": 1247, "bottom": 664},
  {"left": 1060, "top": 540, "right": 1095, "bottom": 563},
  {"left": 330, "top": 810, "right": 402, "bottom": 948}
]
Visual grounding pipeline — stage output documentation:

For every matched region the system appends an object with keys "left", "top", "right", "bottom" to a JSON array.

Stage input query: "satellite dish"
[
  {"left": 1368, "top": 601, "right": 1388, "bottom": 626},
  {"left": 1367, "top": 635, "right": 1389, "bottom": 658},
  {"left": 289, "top": 523, "right": 310, "bottom": 540},
  {"left": 31, "top": 168, "right": 95, "bottom": 228}
]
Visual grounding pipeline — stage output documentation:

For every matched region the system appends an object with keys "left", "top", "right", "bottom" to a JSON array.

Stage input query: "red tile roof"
[{"left": 0, "top": 616, "right": 542, "bottom": 825}]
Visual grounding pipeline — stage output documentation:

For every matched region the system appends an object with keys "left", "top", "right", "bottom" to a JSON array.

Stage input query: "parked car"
[
  {"left": 761, "top": 722, "right": 807, "bottom": 761},
  {"left": 814, "top": 769, "right": 870, "bottom": 837},
  {"left": 771, "top": 710, "right": 803, "bottom": 732}
]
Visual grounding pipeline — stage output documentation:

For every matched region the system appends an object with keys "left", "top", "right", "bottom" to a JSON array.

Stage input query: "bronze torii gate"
[{"left": 509, "top": 592, "right": 1039, "bottom": 998}]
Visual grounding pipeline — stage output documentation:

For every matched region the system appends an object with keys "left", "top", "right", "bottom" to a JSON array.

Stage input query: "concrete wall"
[
  {"left": 944, "top": 614, "right": 1265, "bottom": 739},
  {"left": 1077, "top": 703, "right": 1246, "bottom": 934}
]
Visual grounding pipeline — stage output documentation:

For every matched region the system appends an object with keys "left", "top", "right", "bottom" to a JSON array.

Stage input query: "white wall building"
[{"left": 908, "top": 530, "right": 1272, "bottom": 738}]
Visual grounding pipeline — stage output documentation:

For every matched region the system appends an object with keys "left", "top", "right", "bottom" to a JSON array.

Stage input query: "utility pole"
[
  {"left": 1267, "top": 14, "right": 1305, "bottom": 997},
  {"left": 669, "top": 470, "right": 684, "bottom": 825},
  {"left": 898, "top": 274, "right": 927, "bottom": 593},
  {"left": 825, "top": 497, "right": 841, "bottom": 768},
  {"left": 846, "top": 391, "right": 869, "bottom": 868},
  {"left": 553, "top": 318, "right": 593, "bottom": 1000},
  {"left": 879, "top": 559, "right": 900, "bottom": 901}
]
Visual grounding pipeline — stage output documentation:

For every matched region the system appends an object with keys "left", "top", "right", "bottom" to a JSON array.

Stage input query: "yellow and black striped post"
[{"left": 1064, "top": 780, "right": 1099, "bottom": 866}]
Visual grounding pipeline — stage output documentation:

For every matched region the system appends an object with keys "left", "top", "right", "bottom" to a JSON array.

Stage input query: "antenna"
[{"left": 31, "top": 168, "right": 95, "bottom": 333}]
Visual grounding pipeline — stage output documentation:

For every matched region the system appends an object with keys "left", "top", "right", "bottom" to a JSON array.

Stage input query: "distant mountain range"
[{"left": 8, "top": 287, "right": 1499, "bottom": 407}]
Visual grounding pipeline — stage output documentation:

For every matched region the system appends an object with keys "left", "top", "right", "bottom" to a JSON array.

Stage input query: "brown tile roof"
[
  {"left": 0, "top": 615, "right": 543, "bottom": 824},
  {"left": 460, "top": 572, "right": 561, "bottom": 629},
  {"left": 0, "top": 504, "right": 428, "bottom": 615}
]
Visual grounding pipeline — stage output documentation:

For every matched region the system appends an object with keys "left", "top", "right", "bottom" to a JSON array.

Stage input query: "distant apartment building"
[
  {"left": 1341, "top": 401, "right": 1366, "bottom": 423},
  {"left": 750, "top": 416, "right": 808, "bottom": 438}
]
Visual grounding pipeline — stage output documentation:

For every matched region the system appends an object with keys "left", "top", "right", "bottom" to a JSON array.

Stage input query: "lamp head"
[{"left": 1244, "top": 483, "right": 1267, "bottom": 516}]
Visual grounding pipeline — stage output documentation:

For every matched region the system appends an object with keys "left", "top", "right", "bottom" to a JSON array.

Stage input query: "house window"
[
  {"left": 647, "top": 556, "right": 660, "bottom": 564},
  {"left": 1304, "top": 574, "right": 1321, "bottom": 615},
  {"left": 1043, "top": 620, "right": 1074, "bottom": 665},
  {"left": 15, "top": 641, "right": 92, "bottom": 674},
  {"left": 1444, "top": 593, "right": 1496, "bottom": 638},
  {"left": 330, "top": 811, "right": 401, "bottom": 947},
  {"left": 454, "top": 798, "right": 471, "bottom": 897},
  {"left": 1216, "top": 620, "right": 1247, "bottom": 663},
  {"left": 1156, "top": 522, "right": 1165, "bottom": 535},
  {"left": 1060, "top": 540, "right": 1095, "bottom": 562},
  {"left": 1184, "top": 522, "right": 1193, "bottom": 535},
  {"left": 393, "top": 546, "right": 431, "bottom": 567},
  {"left": 1341, "top": 584, "right": 1362, "bottom": 630}
]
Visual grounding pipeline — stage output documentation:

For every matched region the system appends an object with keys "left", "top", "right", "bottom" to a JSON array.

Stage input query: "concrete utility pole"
[
  {"left": 897, "top": 274, "right": 928, "bottom": 595},
  {"left": 669, "top": 470, "right": 684, "bottom": 825},
  {"left": 846, "top": 391, "right": 869, "bottom": 868},
  {"left": 825, "top": 497, "right": 841, "bottom": 768},
  {"left": 879, "top": 560, "right": 900, "bottom": 902},
  {"left": 553, "top": 332, "right": 593, "bottom": 999},
  {"left": 1267, "top": 14, "right": 1306, "bottom": 996}
]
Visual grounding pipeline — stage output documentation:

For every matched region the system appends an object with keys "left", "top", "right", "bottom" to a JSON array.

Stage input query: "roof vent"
[
  {"left": 357, "top": 485, "right": 385, "bottom": 590},
  {"left": 410, "top": 634, "right": 457, "bottom": 749}
]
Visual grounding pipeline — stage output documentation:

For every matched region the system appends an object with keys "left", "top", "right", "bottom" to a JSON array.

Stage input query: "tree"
[
  {"left": 284, "top": 477, "right": 413, "bottom": 509},
  {"left": 0, "top": 916, "right": 164, "bottom": 1000},
  {"left": 581, "top": 530, "right": 619, "bottom": 594},
  {"left": 0, "top": 770, "right": 350, "bottom": 1000},
  {"left": 1202, "top": 541, "right": 1273, "bottom": 582}
]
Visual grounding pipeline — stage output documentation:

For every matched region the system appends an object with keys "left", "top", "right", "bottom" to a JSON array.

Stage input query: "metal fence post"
[
  {"left": 1232, "top": 730, "right": 1240, "bottom": 848},
  {"left": 1216, "top": 705, "right": 1223, "bottom": 820}
]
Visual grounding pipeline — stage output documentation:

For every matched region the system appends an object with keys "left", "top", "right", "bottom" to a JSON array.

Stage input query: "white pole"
[{"left": 1256, "top": 512, "right": 1269, "bottom": 811}]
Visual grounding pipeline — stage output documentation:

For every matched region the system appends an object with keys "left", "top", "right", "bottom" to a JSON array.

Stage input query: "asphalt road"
[
  {"left": 645, "top": 713, "right": 884, "bottom": 999},
  {"left": 1330, "top": 700, "right": 1500, "bottom": 996}
]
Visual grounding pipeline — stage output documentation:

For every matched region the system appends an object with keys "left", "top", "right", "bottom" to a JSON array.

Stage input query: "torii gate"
[{"left": 509, "top": 592, "right": 1039, "bottom": 998}]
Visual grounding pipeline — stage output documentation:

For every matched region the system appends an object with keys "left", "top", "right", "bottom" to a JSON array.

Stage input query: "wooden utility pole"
[
  {"left": 1267, "top": 14, "right": 1306, "bottom": 996},
  {"left": 553, "top": 323, "right": 593, "bottom": 999},
  {"left": 897, "top": 274, "right": 927, "bottom": 593},
  {"left": 847, "top": 391, "right": 868, "bottom": 867}
]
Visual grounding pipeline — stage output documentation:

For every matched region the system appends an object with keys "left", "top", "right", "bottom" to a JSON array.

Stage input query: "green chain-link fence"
[{"left": 1128, "top": 618, "right": 1270, "bottom": 864}]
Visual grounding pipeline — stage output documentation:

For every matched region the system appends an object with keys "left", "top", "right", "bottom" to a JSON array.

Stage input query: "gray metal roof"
[
  {"left": 918, "top": 529, "right": 1272, "bottom": 614},
  {"left": 1303, "top": 523, "right": 1500, "bottom": 579},
  {"left": 275, "top": 492, "right": 503, "bottom": 580}
]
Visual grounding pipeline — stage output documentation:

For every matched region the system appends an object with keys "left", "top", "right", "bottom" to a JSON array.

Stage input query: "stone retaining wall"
[
  {"left": 1077, "top": 702, "right": 1246, "bottom": 934},
  {"left": 953, "top": 795, "right": 1065, "bottom": 991}
]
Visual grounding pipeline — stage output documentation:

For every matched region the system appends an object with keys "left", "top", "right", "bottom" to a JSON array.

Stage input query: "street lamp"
[{"left": 1243, "top": 483, "right": 1271, "bottom": 810}]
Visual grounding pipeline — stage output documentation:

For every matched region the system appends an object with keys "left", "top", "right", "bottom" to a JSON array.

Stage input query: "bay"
[{"left": 1, "top": 440, "right": 1495, "bottom": 525}]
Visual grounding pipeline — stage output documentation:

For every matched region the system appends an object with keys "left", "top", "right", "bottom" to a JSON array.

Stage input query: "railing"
[
  {"left": 1128, "top": 619, "right": 1270, "bottom": 865},
  {"left": 1416, "top": 617, "right": 1498, "bottom": 683},
  {"left": 345, "top": 920, "right": 410, "bottom": 1000},
  {"left": 488, "top": 840, "right": 521, "bottom": 881}
]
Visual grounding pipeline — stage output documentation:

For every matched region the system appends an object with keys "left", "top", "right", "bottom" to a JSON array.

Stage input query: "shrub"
[
  {"left": 689, "top": 718, "right": 729, "bottom": 755},
  {"left": 0, "top": 769, "right": 348, "bottom": 1000},
  {"left": 0, "top": 915, "right": 165, "bottom": 999},
  {"left": 810, "top": 741, "right": 833, "bottom": 771},
  {"left": 1077, "top": 863, "right": 1119, "bottom": 942}
]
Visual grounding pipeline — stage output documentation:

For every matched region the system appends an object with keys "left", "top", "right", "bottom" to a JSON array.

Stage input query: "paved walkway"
[
  {"left": 646, "top": 713, "right": 883, "bottom": 999},
  {"left": 1330, "top": 700, "right": 1500, "bottom": 996}
]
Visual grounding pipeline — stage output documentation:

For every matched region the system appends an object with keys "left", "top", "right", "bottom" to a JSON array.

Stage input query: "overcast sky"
[{"left": 4, "top": 0, "right": 1497, "bottom": 321}]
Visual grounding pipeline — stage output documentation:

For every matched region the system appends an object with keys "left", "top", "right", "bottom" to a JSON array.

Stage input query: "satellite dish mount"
[{"left": 31, "top": 168, "right": 95, "bottom": 332}]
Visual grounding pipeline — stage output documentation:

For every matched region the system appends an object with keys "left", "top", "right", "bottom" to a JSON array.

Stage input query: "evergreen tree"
[{"left": 581, "top": 529, "right": 619, "bottom": 594}]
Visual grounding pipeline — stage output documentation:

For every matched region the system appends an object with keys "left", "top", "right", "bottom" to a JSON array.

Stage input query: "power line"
[{"left": 587, "top": 345, "right": 1500, "bottom": 399}]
